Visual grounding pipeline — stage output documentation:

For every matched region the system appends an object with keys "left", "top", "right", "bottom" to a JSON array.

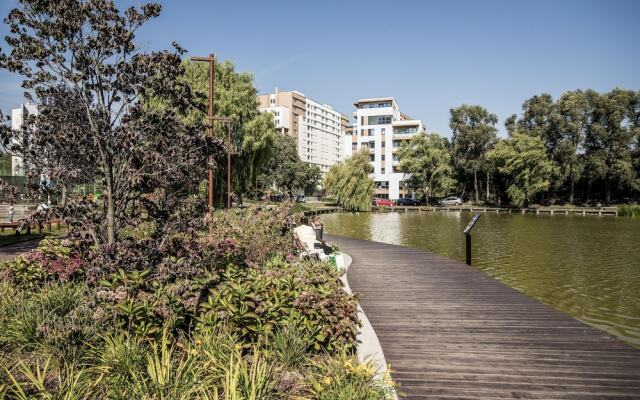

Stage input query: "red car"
[{"left": 373, "top": 198, "right": 395, "bottom": 207}]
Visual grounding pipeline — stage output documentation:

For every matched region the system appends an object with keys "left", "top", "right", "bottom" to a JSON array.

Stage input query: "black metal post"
[
  {"left": 465, "top": 233, "right": 472, "bottom": 265},
  {"left": 463, "top": 214, "right": 481, "bottom": 266}
]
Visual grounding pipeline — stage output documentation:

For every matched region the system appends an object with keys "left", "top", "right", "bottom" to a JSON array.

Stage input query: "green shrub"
[
  {"left": 0, "top": 238, "right": 85, "bottom": 289},
  {"left": 618, "top": 204, "right": 640, "bottom": 217},
  {"left": 307, "top": 353, "right": 395, "bottom": 400},
  {"left": 0, "top": 282, "right": 100, "bottom": 361},
  {"left": 198, "top": 256, "right": 359, "bottom": 352}
]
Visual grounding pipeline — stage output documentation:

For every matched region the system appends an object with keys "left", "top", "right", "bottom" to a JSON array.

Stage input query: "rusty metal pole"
[
  {"left": 227, "top": 123, "right": 232, "bottom": 209},
  {"left": 191, "top": 54, "right": 216, "bottom": 211},
  {"left": 208, "top": 54, "right": 215, "bottom": 210}
]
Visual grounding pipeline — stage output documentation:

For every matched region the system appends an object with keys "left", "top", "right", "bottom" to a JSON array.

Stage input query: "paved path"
[
  {"left": 327, "top": 234, "right": 640, "bottom": 400},
  {"left": 0, "top": 239, "right": 41, "bottom": 261}
]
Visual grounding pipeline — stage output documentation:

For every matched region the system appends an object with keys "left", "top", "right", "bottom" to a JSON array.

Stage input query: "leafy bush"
[
  {"left": 618, "top": 204, "right": 640, "bottom": 217},
  {"left": 0, "top": 238, "right": 86, "bottom": 288},
  {"left": 0, "top": 282, "right": 102, "bottom": 364},
  {"left": 2, "top": 327, "right": 395, "bottom": 400},
  {"left": 204, "top": 204, "right": 303, "bottom": 267},
  {"left": 0, "top": 205, "right": 394, "bottom": 399},
  {"left": 198, "top": 256, "right": 360, "bottom": 352}
]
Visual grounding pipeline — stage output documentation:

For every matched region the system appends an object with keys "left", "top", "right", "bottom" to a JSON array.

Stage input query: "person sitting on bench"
[{"left": 293, "top": 223, "right": 332, "bottom": 258}]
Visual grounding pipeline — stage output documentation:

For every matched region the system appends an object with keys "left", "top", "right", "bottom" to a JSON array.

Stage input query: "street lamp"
[
  {"left": 210, "top": 116, "right": 234, "bottom": 209},
  {"left": 190, "top": 53, "right": 216, "bottom": 210}
]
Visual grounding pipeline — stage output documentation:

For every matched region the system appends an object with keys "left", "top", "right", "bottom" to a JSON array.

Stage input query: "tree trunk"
[
  {"left": 60, "top": 184, "right": 67, "bottom": 208},
  {"left": 486, "top": 171, "right": 490, "bottom": 203},
  {"left": 105, "top": 174, "right": 115, "bottom": 247},
  {"left": 473, "top": 169, "right": 479, "bottom": 204},
  {"left": 569, "top": 177, "right": 575, "bottom": 205}
]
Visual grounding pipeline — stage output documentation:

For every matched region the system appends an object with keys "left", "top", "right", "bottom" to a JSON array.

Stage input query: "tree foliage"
[
  {"left": 506, "top": 89, "right": 639, "bottom": 204},
  {"left": 449, "top": 105, "right": 498, "bottom": 203},
  {"left": 324, "top": 150, "right": 373, "bottom": 211},
  {"left": 0, "top": 0, "right": 225, "bottom": 247},
  {"left": 178, "top": 59, "right": 277, "bottom": 203},
  {"left": 398, "top": 132, "right": 455, "bottom": 204},
  {"left": 258, "top": 134, "right": 321, "bottom": 197},
  {"left": 488, "top": 133, "right": 558, "bottom": 207}
]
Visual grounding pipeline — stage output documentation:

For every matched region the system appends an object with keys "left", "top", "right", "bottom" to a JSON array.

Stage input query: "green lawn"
[{"left": 0, "top": 226, "right": 66, "bottom": 247}]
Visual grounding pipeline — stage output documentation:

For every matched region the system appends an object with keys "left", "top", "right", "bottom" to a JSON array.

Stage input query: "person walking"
[{"left": 8, "top": 203, "right": 14, "bottom": 223}]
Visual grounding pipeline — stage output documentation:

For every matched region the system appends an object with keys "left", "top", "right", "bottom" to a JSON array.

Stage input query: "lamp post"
[
  {"left": 210, "top": 116, "right": 234, "bottom": 209},
  {"left": 190, "top": 53, "right": 216, "bottom": 210}
]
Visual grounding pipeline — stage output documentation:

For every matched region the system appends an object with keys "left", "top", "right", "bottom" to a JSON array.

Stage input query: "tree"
[
  {"left": 0, "top": 0, "right": 222, "bottom": 247},
  {"left": 583, "top": 89, "right": 638, "bottom": 203},
  {"left": 397, "top": 132, "right": 455, "bottom": 204},
  {"left": 180, "top": 60, "right": 276, "bottom": 204},
  {"left": 324, "top": 150, "right": 373, "bottom": 212},
  {"left": 449, "top": 105, "right": 498, "bottom": 203},
  {"left": 555, "top": 90, "right": 590, "bottom": 204},
  {"left": 488, "top": 133, "right": 558, "bottom": 207},
  {"left": 258, "top": 134, "right": 321, "bottom": 197}
]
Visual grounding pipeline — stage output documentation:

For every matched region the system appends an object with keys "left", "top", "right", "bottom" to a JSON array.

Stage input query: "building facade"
[
  {"left": 258, "top": 89, "right": 349, "bottom": 173},
  {"left": 345, "top": 97, "right": 424, "bottom": 200}
]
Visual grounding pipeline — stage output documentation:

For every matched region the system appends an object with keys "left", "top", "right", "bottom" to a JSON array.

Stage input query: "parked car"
[
  {"left": 372, "top": 198, "right": 395, "bottom": 207},
  {"left": 396, "top": 198, "right": 419, "bottom": 206},
  {"left": 440, "top": 196, "right": 463, "bottom": 206},
  {"left": 296, "top": 195, "right": 306, "bottom": 203}
]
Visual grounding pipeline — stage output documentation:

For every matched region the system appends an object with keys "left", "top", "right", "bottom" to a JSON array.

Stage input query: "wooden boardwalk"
[{"left": 327, "top": 235, "right": 640, "bottom": 400}]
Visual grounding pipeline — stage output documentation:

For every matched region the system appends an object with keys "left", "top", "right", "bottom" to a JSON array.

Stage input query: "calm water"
[{"left": 321, "top": 211, "right": 640, "bottom": 347}]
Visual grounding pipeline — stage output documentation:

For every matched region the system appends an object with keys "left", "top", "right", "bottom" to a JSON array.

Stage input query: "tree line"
[{"left": 399, "top": 89, "right": 640, "bottom": 207}]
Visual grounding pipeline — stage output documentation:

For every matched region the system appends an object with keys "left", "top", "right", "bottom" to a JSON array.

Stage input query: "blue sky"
[{"left": 1, "top": 0, "right": 639, "bottom": 136}]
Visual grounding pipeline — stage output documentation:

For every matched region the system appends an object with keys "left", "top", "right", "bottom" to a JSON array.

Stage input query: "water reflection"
[{"left": 322, "top": 212, "right": 640, "bottom": 348}]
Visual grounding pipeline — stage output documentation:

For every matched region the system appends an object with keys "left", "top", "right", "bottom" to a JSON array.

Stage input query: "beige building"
[{"left": 258, "top": 88, "right": 349, "bottom": 173}]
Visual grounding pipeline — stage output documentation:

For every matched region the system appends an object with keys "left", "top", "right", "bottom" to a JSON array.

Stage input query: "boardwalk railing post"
[{"left": 463, "top": 214, "right": 481, "bottom": 266}]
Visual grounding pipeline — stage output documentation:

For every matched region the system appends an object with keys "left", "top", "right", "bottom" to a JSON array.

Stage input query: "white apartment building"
[
  {"left": 345, "top": 97, "right": 424, "bottom": 200},
  {"left": 7, "top": 104, "right": 38, "bottom": 176},
  {"left": 258, "top": 89, "right": 349, "bottom": 173}
]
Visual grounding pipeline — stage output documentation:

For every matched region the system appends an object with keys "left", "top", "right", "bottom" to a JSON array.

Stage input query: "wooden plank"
[{"left": 327, "top": 234, "right": 640, "bottom": 399}]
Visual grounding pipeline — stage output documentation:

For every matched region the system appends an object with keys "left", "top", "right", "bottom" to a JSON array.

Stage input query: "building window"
[
  {"left": 381, "top": 168, "right": 385, "bottom": 174},
  {"left": 393, "top": 166, "right": 400, "bottom": 173},
  {"left": 368, "top": 141, "right": 375, "bottom": 149},
  {"left": 370, "top": 154, "right": 375, "bottom": 161},
  {"left": 382, "top": 140, "right": 386, "bottom": 148},
  {"left": 368, "top": 128, "right": 374, "bottom": 136},
  {"left": 352, "top": 143, "right": 357, "bottom": 150},
  {"left": 393, "top": 154, "right": 399, "bottom": 161},
  {"left": 368, "top": 115, "right": 392, "bottom": 125},
  {"left": 381, "top": 128, "right": 385, "bottom": 135},
  {"left": 394, "top": 127, "right": 419, "bottom": 135},
  {"left": 381, "top": 155, "right": 385, "bottom": 161}
]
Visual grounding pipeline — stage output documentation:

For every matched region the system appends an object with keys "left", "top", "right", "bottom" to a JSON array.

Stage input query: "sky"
[{"left": 1, "top": 0, "right": 639, "bottom": 137}]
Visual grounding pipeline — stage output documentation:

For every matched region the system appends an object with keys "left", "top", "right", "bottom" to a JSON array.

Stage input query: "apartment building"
[
  {"left": 4, "top": 104, "right": 38, "bottom": 177},
  {"left": 258, "top": 88, "right": 349, "bottom": 172},
  {"left": 345, "top": 97, "right": 424, "bottom": 200}
]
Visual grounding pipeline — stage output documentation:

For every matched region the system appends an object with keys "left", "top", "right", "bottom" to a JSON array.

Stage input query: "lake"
[{"left": 321, "top": 211, "right": 640, "bottom": 347}]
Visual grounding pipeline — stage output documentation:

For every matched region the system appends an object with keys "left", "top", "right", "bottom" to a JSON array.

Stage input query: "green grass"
[
  {"left": 0, "top": 226, "right": 66, "bottom": 247},
  {"left": 618, "top": 205, "right": 640, "bottom": 217}
]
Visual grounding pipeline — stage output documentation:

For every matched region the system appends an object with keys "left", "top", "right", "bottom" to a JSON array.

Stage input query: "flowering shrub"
[
  {"left": 203, "top": 204, "right": 303, "bottom": 267},
  {"left": 0, "top": 238, "right": 86, "bottom": 288}
]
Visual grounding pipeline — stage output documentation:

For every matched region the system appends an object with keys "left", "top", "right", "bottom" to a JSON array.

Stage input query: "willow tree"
[
  {"left": 398, "top": 132, "right": 456, "bottom": 204},
  {"left": 0, "top": 0, "right": 222, "bottom": 247},
  {"left": 488, "top": 133, "right": 558, "bottom": 207},
  {"left": 324, "top": 150, "right": 373, "bottom": 211}
]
